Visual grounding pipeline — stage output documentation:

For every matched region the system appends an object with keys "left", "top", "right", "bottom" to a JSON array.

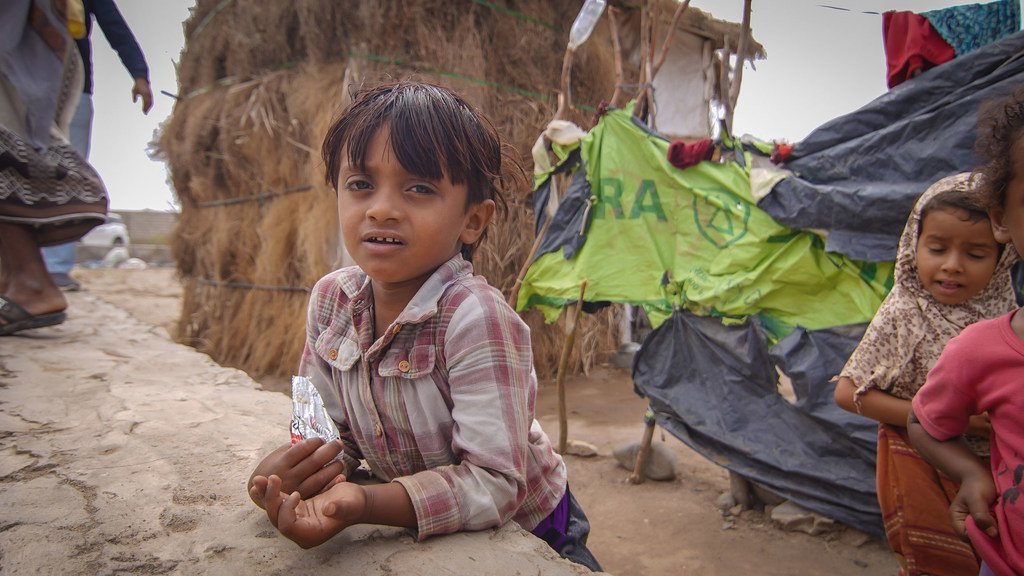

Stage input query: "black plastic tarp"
[
  {"left": 631, "top": 310, "right": 883, "bottom": 537},
  {"left": 761, "top": 30, "right": 1024, "bottom": 262}
]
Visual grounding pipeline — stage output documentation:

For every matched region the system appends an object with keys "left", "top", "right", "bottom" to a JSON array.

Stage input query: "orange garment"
[{"left": 876, "top": 424, "right": 980, "bottom": 576}]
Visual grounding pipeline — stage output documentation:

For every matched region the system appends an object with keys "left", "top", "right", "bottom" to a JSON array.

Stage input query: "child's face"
[
  {"left": 990, "top": 141, "right": 1024, "bottom": 259},
  {"left": 336, "top": 128, "right": 494, "bottom": 299},
  {"left": 915, "top": 207, "right": 1000, "bottom": 305}
]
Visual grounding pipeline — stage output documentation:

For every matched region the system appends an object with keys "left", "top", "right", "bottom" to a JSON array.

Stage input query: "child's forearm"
[
  {"left": 834, "top": 377, "right": 911, "bottom": 426},
  {"left": 907, "top": 412, "right": 988, "bottom": 483},
  {"left": 359, "top": 482, "right": 417, "bottom": 529}
]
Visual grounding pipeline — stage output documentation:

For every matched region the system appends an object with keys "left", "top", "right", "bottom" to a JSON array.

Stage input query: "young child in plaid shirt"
[{"left": 248, "top": 81, "right": 601, "bottom": 571}]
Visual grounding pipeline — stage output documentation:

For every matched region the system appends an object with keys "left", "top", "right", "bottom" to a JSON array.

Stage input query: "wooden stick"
[
  {"left": 628, "top": 408, "right": 657, "bottom": 484},
  {"left": 719, "top": 36, "right": 734, "bottom": 132},
  {"left": 727, "top": 0, "right": 753, "bottom": 110},
  {"left": 651, "top": 0, "right": 691, "bottom": 81},
  {"left": 556, "top": 278, "right": 589, "bottom": 454},
  {"left": 634, "top": 0, "right": 649, "bottom": 119},
  {"left": 555, "top": 49, "right": 575, "bottom": 121},
  {"left": 507, "top": 215, "right": 553, "bottom": 308},
  {"left": 608, "top": 6, "right": 626, "bottom": 109},
  {"left": 644, "top": 0, "right": 657, "bottom": 129}
]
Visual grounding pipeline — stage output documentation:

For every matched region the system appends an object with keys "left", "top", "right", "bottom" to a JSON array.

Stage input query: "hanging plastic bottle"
[{"left": 567, "top": 0, "right": 607, "bottom": 50}]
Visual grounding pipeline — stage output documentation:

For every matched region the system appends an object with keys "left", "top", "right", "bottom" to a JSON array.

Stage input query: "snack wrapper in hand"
[{"left": 290, "top": 376, "right": 341, "bottom": 445}]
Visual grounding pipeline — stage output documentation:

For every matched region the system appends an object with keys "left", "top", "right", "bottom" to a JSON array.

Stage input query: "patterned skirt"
[{"left": 877, "top": 423, "right": 981, "bottom": 576}]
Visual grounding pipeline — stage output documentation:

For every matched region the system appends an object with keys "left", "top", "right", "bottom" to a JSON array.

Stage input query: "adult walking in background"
[
  {"left": 1, "top": 0, "right": 108, "bottom": 336},
  {"left": 42, "top": 0, "right": 151, "bottom": 292}
]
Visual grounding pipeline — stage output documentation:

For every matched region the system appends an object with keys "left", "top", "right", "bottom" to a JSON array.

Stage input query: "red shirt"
[{"left": 914, "top": 310, "right": 1024, "bottom": 575}]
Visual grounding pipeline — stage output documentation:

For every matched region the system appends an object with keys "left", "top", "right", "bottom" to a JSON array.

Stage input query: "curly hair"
[{"left": 975, "top": 87, "right": 1024, "bottom": 210}]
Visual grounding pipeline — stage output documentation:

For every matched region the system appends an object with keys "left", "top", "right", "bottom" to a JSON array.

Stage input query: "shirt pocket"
[
  {"left": 378, "top": 344, "right": 436, "bottom": 379},
  {"left": 315, "top": 330, "right": 361, "bottom": 372}
]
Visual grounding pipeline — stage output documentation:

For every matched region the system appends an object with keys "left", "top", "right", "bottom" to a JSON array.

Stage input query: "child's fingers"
[
  {"left": 264, "top": 475, "right": 285, "bottom": 527},
  {"left": 275, "top": 491, "right": 302, "bottom": 535},
  {"left": 972, "top": 510, "right": 999, "bottom": 538},
  {"left": 248, "top": 477, "right": 268, "bottom": 508},
  {"left": 297, "top": 460, "right": 345, "bottom": 496}
]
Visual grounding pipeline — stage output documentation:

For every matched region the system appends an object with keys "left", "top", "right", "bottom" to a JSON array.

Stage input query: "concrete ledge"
[{"left": 0, "top": 293, "right": 599, "bottom": 575}]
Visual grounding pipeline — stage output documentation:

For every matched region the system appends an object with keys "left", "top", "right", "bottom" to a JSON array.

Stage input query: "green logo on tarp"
[
  {"left": 693, "top": 190, "right": 750, "bottom": 248},
  {"left": 592, "top": 177, "right": 668, "bottom": 221}
]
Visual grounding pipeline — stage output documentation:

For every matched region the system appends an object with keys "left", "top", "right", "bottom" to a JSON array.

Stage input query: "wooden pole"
[
  {"left": 634, "top": 0, "right": 649, "bottom": 119},
  {"left": 555, "top": 48, "right": 575, "bottom": 121},
  {"left": 651, "top": 0, "right": 691, "bottom": 81},
  {"left": 629, "top": 408, "right": 657, "bottom": 484},
  {"left": 556, "top": 279, "right": 588, "bottom": 454},
  {"left": 728, "top": 0, "right": 752, "bottom": 111},
  {"left": 507, "top": 215, "right": 553, "bottom": 308},
  {"left": 645, "top": 0, "right": 658, "bottom": 129},
  {"left": 608, "top": 6, "right": 626, "bottom": 108}
]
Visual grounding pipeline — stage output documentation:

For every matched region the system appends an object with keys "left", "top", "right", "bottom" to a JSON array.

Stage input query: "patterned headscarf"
[{"left": 840, "top": 172, "right": 1018, "bottom": 404}]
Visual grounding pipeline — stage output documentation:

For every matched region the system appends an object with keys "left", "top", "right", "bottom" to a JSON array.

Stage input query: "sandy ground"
[{"left": 18, "top": 267, "right": 899, "bottom": 575}]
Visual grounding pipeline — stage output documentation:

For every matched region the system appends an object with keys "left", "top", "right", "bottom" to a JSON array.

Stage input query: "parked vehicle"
[{"left": 81, "top": 212, "right": 130, "bottom": 247}]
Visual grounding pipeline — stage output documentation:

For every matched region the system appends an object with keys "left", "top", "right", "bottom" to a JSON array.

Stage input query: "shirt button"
[
  {"left": 398, "top": 360, "right": 411, "bottom": 373},
  {"left": 392, "top": 324, "right": 402, "bottom": 335},
  {"left": 374, "top": 424, "right": 383, "bottom": 437},
  {"left": 328, "top": 348, "right": 339, "bottom": 360}
]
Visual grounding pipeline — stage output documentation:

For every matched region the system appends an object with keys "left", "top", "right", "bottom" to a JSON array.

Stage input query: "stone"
[
  {"left": 715, "top": 491, "right": 737, "bottom": 512},
  {"left": 612, "top": 441, "right": 678, "bottom": 481},
  {"left": 769, "top": 500, "right": 837, "bottom": 536},
  {"left": 565, "top": 440, "right": 599, "bottom": 457}
]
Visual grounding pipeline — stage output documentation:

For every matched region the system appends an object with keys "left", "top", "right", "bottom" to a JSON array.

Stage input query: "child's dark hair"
[
  {"left": 975, "top": 87, "right": 1024, "bottom": 210},
  {"left": 322, "top": 81, "right": 523, "bottom": 260},
  {"left": 920, "top": 184, "right": 991, "bottom": 226}
]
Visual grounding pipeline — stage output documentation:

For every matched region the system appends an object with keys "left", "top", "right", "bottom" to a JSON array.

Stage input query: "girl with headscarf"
[{"left": 834, "top": 172, "right": 1018, "bottom": 576}]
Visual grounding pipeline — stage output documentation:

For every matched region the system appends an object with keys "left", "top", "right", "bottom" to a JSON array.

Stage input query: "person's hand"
[
  {"left": 966, "top": 413, "right": 991, "bottom": 438},
  {"left": 247, "top": 438, "right": 346, "bottom": 509},
  {"left": 262, "top": 474, "right": 369, "bottom": 549},
  {"left": 951, "top": 470, "right": 998, "bottom": 539},
  {"left": 132, "top": 77, "right": 153, "bottom": 114}
]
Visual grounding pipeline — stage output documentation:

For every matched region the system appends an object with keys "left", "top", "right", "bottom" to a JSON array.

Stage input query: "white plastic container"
[{"left": 567, "top": 0, "right": 607, "bottom": 50}]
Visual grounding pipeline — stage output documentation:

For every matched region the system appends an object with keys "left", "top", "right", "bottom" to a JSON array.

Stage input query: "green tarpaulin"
[{"left": 517, "top": 109, "right": 893, "bottom": 340}]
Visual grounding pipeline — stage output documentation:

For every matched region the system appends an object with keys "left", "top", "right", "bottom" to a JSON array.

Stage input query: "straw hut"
[{"left": 158, "top": 0, "right": 762, "bottom": 381}]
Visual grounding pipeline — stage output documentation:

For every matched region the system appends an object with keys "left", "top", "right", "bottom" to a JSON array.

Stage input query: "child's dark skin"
[{"left": 247, "top": 438, "right": 345, "bottom": 510}]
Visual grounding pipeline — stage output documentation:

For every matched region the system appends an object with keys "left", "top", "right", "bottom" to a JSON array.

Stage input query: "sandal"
[{"left": 0, "top": 295, "right": 66, "bottom": 336}]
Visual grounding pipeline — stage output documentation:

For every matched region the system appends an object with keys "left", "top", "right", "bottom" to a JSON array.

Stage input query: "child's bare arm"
[
  {"left": 834, "top": 376, "right": 912, "bottom": 426},
  {"left": 261, "top": 475, "right": 416, "bottom": 548},
  {"left": 907, "top": 411, "right": 998, "bottom": 539},
  {"left": 247, "top": 438, "right": 346, "bottom": 509}
]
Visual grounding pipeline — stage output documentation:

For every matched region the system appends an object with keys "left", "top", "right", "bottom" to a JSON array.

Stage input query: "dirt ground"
[{"left": 75, "top": 267, "right": 899, "bottom": 576}]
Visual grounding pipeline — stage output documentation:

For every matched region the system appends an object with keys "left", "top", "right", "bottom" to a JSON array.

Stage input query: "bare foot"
[{"left": 0, "top": 279, "right": 67, "bottom": 328}]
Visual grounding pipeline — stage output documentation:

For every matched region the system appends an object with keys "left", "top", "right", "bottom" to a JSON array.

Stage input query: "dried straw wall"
[{"left": 159, "top": 0, "right": 632, "bottom": 381}]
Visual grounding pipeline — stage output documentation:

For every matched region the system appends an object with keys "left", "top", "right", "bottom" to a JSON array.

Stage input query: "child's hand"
[
  {"left": 966, "top": 413, "right": 992, "bottom": 437},
  {"left": 951, "top": 471, "right": 999, "bottom": 539},
  {"left": 262, "top": 474, "right": 368, "bottom": 549},
  {"left": 248, "top": 438, "right": 346, "bottom": 509}
]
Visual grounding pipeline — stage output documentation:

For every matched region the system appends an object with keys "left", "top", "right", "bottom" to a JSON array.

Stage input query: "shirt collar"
[{"left": 347, "top": 254, "right": 474, "bottom": 325}]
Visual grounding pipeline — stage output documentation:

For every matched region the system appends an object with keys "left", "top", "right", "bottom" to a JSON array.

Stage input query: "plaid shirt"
[{"left": 299, "top": 255, "right": 566, "bottom": 539}]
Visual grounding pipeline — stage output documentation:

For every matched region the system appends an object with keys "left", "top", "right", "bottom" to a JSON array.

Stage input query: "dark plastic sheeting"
[
  {"left": 631, "top": 310, "right": 883, "bottom": 537},
  {"left": 761, "top": 31, "right": 1024, "bottom": 262}
]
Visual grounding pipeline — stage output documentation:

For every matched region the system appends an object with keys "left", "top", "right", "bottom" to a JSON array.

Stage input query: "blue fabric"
[
  {"left": 42, "top": 243, "right": 77, "bottom": 274},
  {"left": 923, "top": 0, "right": 1020, "bottom": 56},
  {"left": 78, "top": 0, "right": 149, "bottom": 94}
]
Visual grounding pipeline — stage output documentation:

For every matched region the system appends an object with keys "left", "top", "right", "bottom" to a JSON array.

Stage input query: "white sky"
[{"left": 91, "top": 0, "right": 1005, "bottom": 211}]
